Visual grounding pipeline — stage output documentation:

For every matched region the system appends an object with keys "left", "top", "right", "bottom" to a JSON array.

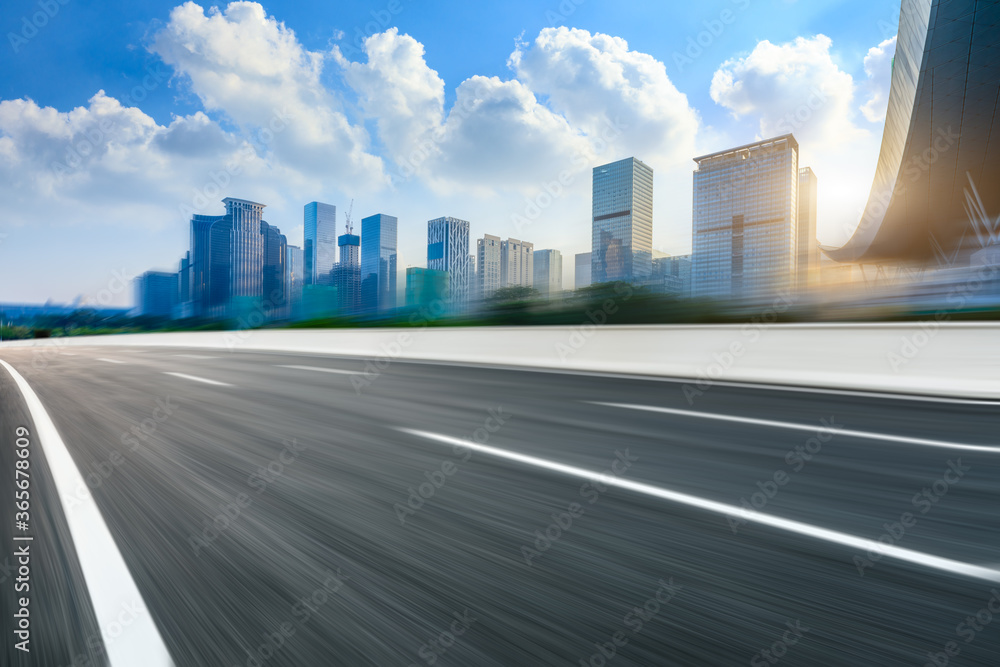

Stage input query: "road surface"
[{"left": 1, "top": 344, "right": 998, "bottom": 666}]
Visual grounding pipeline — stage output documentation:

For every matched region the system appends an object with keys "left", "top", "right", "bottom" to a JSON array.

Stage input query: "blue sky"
[{"left": 1, "top": 0, "right": 902, "bottom": 304}]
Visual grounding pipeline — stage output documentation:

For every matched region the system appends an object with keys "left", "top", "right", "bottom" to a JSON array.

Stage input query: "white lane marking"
[
  {"left": 163, "top": 372, "right": 232, "bottom": 387},
  {"left": 0, "top": 359, "right": 174, "bottom": 666},
  {"left": 61, "top": 352, "right": 77, "bottom": 356},
  {"left": 96, "top": 358, "right": 125, "bottom": 364},
  {"left": 399, "top": 428, "right": 1000, "bottom": 583},
  {"left": 591, "top": 402, "right": 1000, "bottom": 454},
  {"left": 173, "top": 354, "right": 216, "bottom": 359},
  {"left": 275, "top": 364, "right": 361, "bottom": 375}
]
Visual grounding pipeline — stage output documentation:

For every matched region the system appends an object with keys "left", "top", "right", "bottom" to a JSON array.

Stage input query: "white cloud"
[
  {"left": 859, "top": 36, "right": 896, "bottom": 123},
  {"left": 336, "top": 28, "right": 445, "bottom": 169},
  {"left": 707, "top": 35, "right": 897, "bottom": 246},
  {"left": 337, "top": 28, "right": 594, "bottom": 195},
  {"left": 151, "top": 0, "right": 385, "bottom": 188},
  {"left": 510, "top": 27, "right": 700, "bottom": 170},
  {"left": 0, "top": 91, "right": 276, "bottom": 222},
  {"left": 426, "top": 75, "right": 594, "bottom": 195},
  {"left": 710, "top": 35, "right": 865, "bottom": 148}
]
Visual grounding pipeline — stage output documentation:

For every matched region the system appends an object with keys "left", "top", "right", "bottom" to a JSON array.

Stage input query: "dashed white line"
[
  {"left": 163, "top": 372, "right": 232, "bottom": 387},
  {"left": 590, "top": 402, "right": 1000, "bottom": 454},
  {"left": 0, "top": 359, "right": 174, "bottom": 666},
  {"left": 399, "top": 427, "right": 1000, "bottom": 583},
  {"left": 275, "top": 364, "right": 362, "bottom": 375},
  {"left": 173, "top": 354, "right": 217, "bottom": 359},
  {"left": 96, "top": 358, "right": 125, "bottom": 364}
]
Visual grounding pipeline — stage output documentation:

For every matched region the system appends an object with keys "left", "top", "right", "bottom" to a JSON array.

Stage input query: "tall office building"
[
  {"left": 592, "top": 157, "right": 653, "bottom": 284},
  {"left": 334, "top": 224, "right": 361, "bottom": 314},
  {"left": 575, "top": 252, "right": 592, "bottom": 289},
  {"left": 692, "top": 135, "right": 799, "bottom": 299},
  {"left": 286, "top": 245, "right": 303, "bottom": 312},
  {"left": 798, "top": 167, "right": 819, "bottom": 291},
  {"left": 651, "top": 253, "right": 692, "bottom": 297},
  {"left": 361, "top": 214, "right": 398, "bottom": 312},
  {"left": 261, "top": 221, "right": 287, "bottom": 309},
  {"left": 533, "top": 249, "right": 563, "bottom": 296},
  {"left": 177, "top": 252, "right": 190, "bottom": 305},
  {"left": 189, "top": 215, "right": 216, "bottom": 316},
  {"left": 501, "top": 238, "right": 534, "bottom": 288},
  {"left": 134, "top": 271, "right": 178, "bottom": 317},
  {"left": 304, "top": 202, "right": 337, "bottom": 286},
  {"left": 476, "top": 234, "right": 502, "bottom": 300},
  {"left": 189, "top": 198, "right": 267, "bottom": 317},
  {"left": 225, "top": 198, "right": 266, "bottom": 299},
  {"left": 427, "top": 217, "right": 472, "bottom": 307}
]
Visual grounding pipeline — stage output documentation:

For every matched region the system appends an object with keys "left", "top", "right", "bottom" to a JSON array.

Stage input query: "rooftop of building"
[
  {"left": 593, "top": 156, "right": 652, "bottom": 172},
  {"left": 693, "top": 134, "right": 798, "bottom": 164},
  {"left": 223, "top": 197, "right": 267, "bottom": 208}
]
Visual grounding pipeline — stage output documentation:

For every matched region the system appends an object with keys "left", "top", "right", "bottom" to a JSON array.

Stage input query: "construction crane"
[{"left": 344, "top": 199, "right": 354, "bottom": 234}]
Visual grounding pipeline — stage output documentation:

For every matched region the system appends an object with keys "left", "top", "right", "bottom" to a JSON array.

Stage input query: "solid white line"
[
  {"left": 591, "top": 402, "right": 1000, "bottom": 454},
  {"left": 399, "top": 427, "right": 1000, "bottom": 583},
  {"left": 0, "top": 359, "right": 174, "bottom": 666},
  {"left": 163, "top": 372, "right": 232, "bottom": 387},
  {"left": 275, "top": 364, "right": 361, "bottom": 375},
  {"left": 96, "top": 358, "right": 125, "bottom": 364}
]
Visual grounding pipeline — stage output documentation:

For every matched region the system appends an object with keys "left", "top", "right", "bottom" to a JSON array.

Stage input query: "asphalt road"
[{"left": 1, "top": 343, "right": 998, "bottom": 666}]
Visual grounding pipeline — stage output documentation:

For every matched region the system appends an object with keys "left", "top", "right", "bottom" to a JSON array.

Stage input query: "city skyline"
[
  {"left": 141, "top": 132, "right": 795, "bottom": 319},
  {"left": 0, "top": 0, "right": 902, "bottom": 305},
  {"left": 2, "top": 5, "right": 999, "bottom": 666}
]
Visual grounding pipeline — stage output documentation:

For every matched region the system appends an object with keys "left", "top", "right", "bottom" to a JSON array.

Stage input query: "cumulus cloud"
[
  {"left": 710, "top": 35, "right": 865, "bottom": 148},
  {"left": 510, "top": 27, "right": 699, "bottom": 170},
  {"left": 334, "top": 25, "right": 698, "bottom": 201},
  {"left": 151, "top": 1, "right": 384, "bottom": 187},
  {"left": 337, "top": 27, "right": 594, "bottom": 194},
  {"left": 0, "top": 89, "right": 300, "bottom": 229},
  {"left": 859, "top": 36, "right": 896, "bottom": 123},
  {"left": 336, "top": 28, "right": 445, "bottom": 168},
  {"left": 427, "top": 75, "right": 593, "bottom": 193}
]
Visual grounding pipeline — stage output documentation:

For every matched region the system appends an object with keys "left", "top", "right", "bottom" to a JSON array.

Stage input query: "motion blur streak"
[
  {"left": 399, "top": 428, "right": 1000, "bottom": 583},
  {"left": 0, "top": 359, "right": 174, "bottom": 667},
  {"left": 1, "top": 345, "right": 998, "bottom": 664}
]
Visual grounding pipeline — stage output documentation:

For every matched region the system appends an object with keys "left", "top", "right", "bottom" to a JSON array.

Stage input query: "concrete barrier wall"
[{"left": 2, "top": 322, "right": 998, "bottom": 399}]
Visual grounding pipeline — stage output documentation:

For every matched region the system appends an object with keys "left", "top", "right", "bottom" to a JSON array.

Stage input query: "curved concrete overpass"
[{"left": 824, "top": 0, "right": 1000, "bottom": 263}]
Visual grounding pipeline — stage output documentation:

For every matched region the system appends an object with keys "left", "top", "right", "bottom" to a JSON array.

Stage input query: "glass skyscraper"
[
  {"left": 304, "top": 201, "right": 337, "bottom": 286},
  {"left": 575, "top": 252, "right": 592, "bottom": 289},
  {"left": 692, "top": 135, "right": 799, "bottom": 299},
  {"left": 361, "top": 214, "right": 398, "bottom": 312},
  {"left": 591, "top": 157, "right": 653, "bottom": 284},
  {"left": 286, "top": 245, "right": 303, "bottom": 313},
  {"left": 533, "top": 249, "right": 563, "bottom": 296},
  {"left": 261, "top": 221, "right": 287, "bottom": 309},
  {"left": 188, "top": 198, "right": 282, "bottom": 318},
  {"left": 134, "top": 271, "right": 178, "bottom": 317},
  {"left": 797, "top": 167, "right": 819, "bottom": 290},
  {"left": 335, "top": 227, "right": 361, "bottom": 314},
  {"left": 225, "top": 198, "right": 265, "bottom": 300},
  {"left": 427, "top": 217, "right": 472, "bottom": 307}
]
